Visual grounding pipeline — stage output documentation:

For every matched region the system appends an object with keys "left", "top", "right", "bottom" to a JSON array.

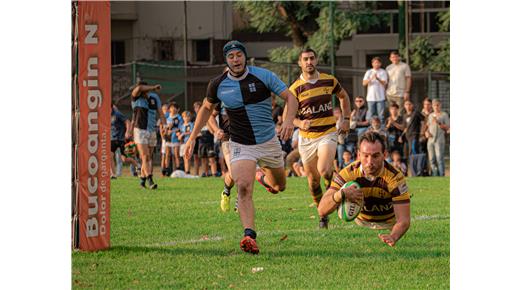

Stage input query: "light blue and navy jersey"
[
  {"left": 181, "top": 121, "right": 194, "bottom": 143},
  {"left": 131, "top": 92, "right": 161, "bottom": 132},
  {"left": 147, "top": 92, "right": 161, "bottom": 131},
  {"left": 111, "top": 109, "right": 127, "bottom": 141},
  {"left": 131, "top": 95, "right": 149, "bottom": 131},
  {"left": 168, "top": 113, "right": 183, "bottom": 143},
  {"left": 205, "top": 66, "right": 287, "bottom": 145}
]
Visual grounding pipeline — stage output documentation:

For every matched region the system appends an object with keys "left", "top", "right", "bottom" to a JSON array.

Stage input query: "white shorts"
[
  {"left": 298, "top": 131, "right": 338, "bottom": 164},
  {"left": 179, "top": 144, "right": 186, "bottom": 157},
  {"left": 134, "top": 128, "right": 157, "bottom": 147},
  {"left": 230, "top": 136, "right": 284, "bottom": 168}
]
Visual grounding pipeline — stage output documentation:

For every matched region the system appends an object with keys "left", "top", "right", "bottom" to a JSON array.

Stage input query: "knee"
[{"left": 236, "top": 181, "right": 253, "bottom": 197}]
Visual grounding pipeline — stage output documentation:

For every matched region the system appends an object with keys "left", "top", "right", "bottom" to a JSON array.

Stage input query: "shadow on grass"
[{"left": 107, "top": 244, "right": 448, "bottom": 260}]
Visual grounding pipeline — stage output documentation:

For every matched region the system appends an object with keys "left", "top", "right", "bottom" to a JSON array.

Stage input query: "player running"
[
  {"left": 287, "top": 48, "right": 352, "bottom": 229},
  {"left": 318, "top": 131, "right": 411, "bottom": 247},
  {"left": 185, "top": 40, "right": 298, "bottom": 254}
]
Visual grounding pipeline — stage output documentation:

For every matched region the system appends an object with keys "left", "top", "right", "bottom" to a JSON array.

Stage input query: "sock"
[
  {"left": 244, "top": 228, "right": 257, "bottom": 239},
  {"left": 147, "top": 174, "right": 154, "bottom": 183},
  {"left": 223, "top": 183, "right": 233, "bottom": 196}
]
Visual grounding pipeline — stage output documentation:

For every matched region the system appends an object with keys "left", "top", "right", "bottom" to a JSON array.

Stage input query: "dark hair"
[
  {"left": 299, "top": 48, "right": 317, "bottom": 60},
  {"left": 371, "top": 56, "right": 382, "bottom": 63},
  {"left": 168, "top": 102, "right": 180, "bottom": 110},
  {"left": 390, "top": 50, "right": 400, "bottom": 56},
  {"left": 423, "top": 97, "right": 432, "bottom": 104},
  {"left": 389, "top": 102, "right": 399, "bottom": 109},
  {"left": 357, "top": 131, "right": 387, "bottom": 153},
  {"left": 137, "top": 80, "right": 148, "bottom": 86}
]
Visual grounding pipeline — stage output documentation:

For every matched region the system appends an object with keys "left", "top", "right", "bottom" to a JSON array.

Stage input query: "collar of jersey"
[
  {"left": 227, "top": 66, "right": 249, "bottom": 81},
  {"left": 300, "top": 71, "right": 320, "bottom": 84}
]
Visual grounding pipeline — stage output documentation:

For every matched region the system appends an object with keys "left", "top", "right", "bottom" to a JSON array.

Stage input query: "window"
[
  {"left": 155, "top": 39, "right": 175, "bottom": 61},
  {"left": 111, "top": 41, "right": 125, "bottom": 65},
  {"left": 195, "top": 39, "right": 210, "bottom": 62}
]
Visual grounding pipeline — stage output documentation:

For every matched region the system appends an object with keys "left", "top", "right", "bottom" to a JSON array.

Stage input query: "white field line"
[{"left": 146, "top": 215, "right": 448, "bottom": 247}]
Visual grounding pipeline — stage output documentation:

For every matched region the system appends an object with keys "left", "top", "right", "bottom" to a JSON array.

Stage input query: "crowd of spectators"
[{"left": 111, "top": 51, "right": 449, "bottom": 178}]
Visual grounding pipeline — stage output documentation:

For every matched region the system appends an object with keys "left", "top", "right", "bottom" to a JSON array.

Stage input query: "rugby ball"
[{"left": 337, "top": 181, "right": 363, "bottom": 221}]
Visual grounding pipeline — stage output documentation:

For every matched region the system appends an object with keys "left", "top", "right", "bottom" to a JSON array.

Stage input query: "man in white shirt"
[
  {"left": 386, "top": 51, "right": 412, "bottom": 114},
  {"left": 363, "top": 56, "right": 388, "bottom": 124}
]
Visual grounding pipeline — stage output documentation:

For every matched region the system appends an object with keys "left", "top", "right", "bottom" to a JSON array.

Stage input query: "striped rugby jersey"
[
  {"left": 289, "top": 72, "right": 342, "bottom": 139},
  {"left": 330, "top": 160, "right": 411, "bottom": 223},
  {"left": 206, "top": 66, "right": 287, "bottom": 145}
]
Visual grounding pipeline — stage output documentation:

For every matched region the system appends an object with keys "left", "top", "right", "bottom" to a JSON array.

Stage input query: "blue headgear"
[{"left": 223, "top": 40, "right": 247, "bottom": 60}]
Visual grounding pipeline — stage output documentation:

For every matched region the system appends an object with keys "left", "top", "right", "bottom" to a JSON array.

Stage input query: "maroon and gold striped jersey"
[
  {"left": 330, "top": 160, "right": 411, "bottom": 223},
  {"left": 289, "top": 73, "right": 342, "bottom": 139}
]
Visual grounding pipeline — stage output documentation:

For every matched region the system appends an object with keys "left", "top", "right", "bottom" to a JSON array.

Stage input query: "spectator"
[
  {"left": 367, "top": 116, "right": 387, "bottom": 139},
  {"left": 123, "top": 138, "right": 141, "bottom": 176},
  {"left": 385, "top": 102, "right": 405, "bottom": 158},
  {"left": 425, "top": 99, "right": 450, "bottom": 176},
  {"left": 401, "top": 100, "right": 426, "bottom": 176},
  {"left": 178, "top": 111, "right": 194, "bottom": 174},
  {"left": 192, "top": 101, "right": 202, "bottom": 175},
  {"left": 168, "top": 102, "right": 183, "bottom": 172},
  {"left": 350, "top": 96, "right": 370, "bottom": 137},
  {"left": 159, "top": 103, "right": 171, "bottom": 176},
  {"left": 285, "top": 128, "right": 301, "bottom": 177},
  {"left": 390, "top": 150, "right": 407, "bottom": 175},
  {"left": 363, "top": 56, "right": 388, "bottom": 123},
  {"left": 110, "top": 103, "right": 131, "bottom": 179},
  {"left": 335, "top": 149, "right": 354, "bottom": 171},
  {"left": 419, "top": 98, "right": 433, "bottom": 159},
  {"left": 386, "top": 51, "right": 412, "bottom": 113},
  {"left": 198, "top": 123, "right": 217, "bottom": 177}
]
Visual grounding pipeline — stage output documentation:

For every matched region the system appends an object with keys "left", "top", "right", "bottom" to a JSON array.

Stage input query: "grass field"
[{"left": 72, "top": 175, "right": 449, "bottom": 289}]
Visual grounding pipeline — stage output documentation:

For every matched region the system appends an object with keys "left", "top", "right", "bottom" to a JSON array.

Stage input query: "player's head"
[
  {"left": 371, "top": 56, "right": 382, "bottom": 69},
  {"left": 389, "top": 51, "right": 401, "bottom": 64},
  {"left": 181, "top": 111, "right": 192, "bottom": 122},
  {"left": 223, "top": 40, "right": 247, "bottom": 76},
  {"left": 389, "top": 102, "right": 399, "bottom": 116},
  {"left": 298, "top": 48, "right": 318, "bottom": 74},
  {"left": 357, "top": 131, "right": 387, "bottom": 176}
]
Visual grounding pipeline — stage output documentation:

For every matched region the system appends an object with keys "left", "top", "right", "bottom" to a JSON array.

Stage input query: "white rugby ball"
[{"left": 337, "top": 181, "right": 363, "bottom": 221}]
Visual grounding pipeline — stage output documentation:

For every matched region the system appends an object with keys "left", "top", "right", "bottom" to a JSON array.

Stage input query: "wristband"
[{"left": 343, "top": 117, "right": 350, "bottom": 120}]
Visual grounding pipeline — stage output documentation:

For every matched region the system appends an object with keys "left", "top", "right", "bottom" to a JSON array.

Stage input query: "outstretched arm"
[
  {"left": 278, "top": 89, "right": 298, "bottom": 141},
  {"left": 378, "top": 202, "right": 411, "bottom": 247},
  {"left": 131, "top": 84, "right": 161, "bottom": 99}
]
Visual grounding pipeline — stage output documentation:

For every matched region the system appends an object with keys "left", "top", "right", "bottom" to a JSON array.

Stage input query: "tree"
[
  {"left": 234, "top": 1, "right": 387, "bottom": 64},
  {"left": 406, "top": 10, "right": 449, "bottom": 72}
]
